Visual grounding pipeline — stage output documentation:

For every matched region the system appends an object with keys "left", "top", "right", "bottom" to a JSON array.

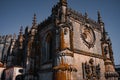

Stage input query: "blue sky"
[{"left": 0, "top": 0, "right": 120, "bottom": 65}]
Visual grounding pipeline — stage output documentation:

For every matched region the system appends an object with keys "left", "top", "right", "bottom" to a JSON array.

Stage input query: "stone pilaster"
[{"left": 54, "top": 23, "right": 76, "bottom": 80}]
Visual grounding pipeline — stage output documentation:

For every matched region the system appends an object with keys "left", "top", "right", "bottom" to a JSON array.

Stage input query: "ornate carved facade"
[{"left": 0, "top": 0, "right": 119, "bottom": 80}]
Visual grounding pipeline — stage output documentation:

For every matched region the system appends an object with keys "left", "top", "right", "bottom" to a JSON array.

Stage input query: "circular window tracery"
[{"left": 81, "top": 25, "right": 96, "bottom": 48}]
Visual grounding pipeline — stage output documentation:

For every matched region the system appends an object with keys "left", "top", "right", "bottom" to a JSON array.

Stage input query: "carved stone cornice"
[
  {"left": 56, "top": 49, "right": 74, "bottom": 57},
  {"left": 74, "top": 49, "right": 103, "bottom": 59},
  {"left": 54, "top": 64, "right": 77, "bottom": 72}
]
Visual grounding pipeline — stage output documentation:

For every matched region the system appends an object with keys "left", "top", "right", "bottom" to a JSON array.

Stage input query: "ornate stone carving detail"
[
  {"left": 81, "top": 25, "right": 96, "bottom": 48},
  {"left": 64, "top": 27, "right": 68, "bottom": 35},
  {"left": 67, "top": 8, "right": 101, "bottom": 31},
  {"left": 54, "top": 57, "right": 77, "bottom": 72},
  {"left": 82, "top": 58, "right": 101, "bottom": 80},
  {"left": 105, "top": 72, "right": 119, "bottom": 79}
]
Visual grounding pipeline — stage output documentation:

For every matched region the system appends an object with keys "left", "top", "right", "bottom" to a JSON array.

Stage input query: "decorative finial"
[
  {"left": 60, "top": 0, "right": 67, "bottom": 6},
  {"left": 19, "top": 26, "right": 23, "bottom": 35},
  {"left": 85, "top": 12, "right": 88, "bottom": 19},
  {"left": 97, "top": 11, "right": 102, "bottom": 23},
  {"left": 32, "top": 13, "right": 37, "bottom": 27},
  {"left": 19, "top": 26, "right": 24, "bottom": 49},
  {"left": 84, "top": 12, "right": 89, "bottom": 23}
]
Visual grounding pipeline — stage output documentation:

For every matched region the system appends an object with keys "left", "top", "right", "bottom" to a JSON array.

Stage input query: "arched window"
[{"left": 46, "top": 33, "right": 53, "bottom": 60}]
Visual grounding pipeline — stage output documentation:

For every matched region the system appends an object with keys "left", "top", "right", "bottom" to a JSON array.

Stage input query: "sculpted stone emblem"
[
  {"left": 83, "top": 58, "right": 101, "bottom": 80},
  {"left": 81, "top": 25, "right": 96, "bottom": 48}
]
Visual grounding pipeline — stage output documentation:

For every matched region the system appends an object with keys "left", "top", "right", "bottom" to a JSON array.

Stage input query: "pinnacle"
[{"left": 32, "top": 13, "right": 37, "bottom": 27}]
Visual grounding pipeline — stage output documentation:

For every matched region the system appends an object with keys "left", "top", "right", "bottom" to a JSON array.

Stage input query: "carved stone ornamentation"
[
  {"left": 81, "top": 25, "right": 96, "bottom": 48},
  {"left": 83, "top": 58, "right": 101, "bottom": 80}
]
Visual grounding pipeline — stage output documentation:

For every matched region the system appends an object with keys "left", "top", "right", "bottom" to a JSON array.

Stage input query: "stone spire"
[
  {"left": 97, "top": 11, "right": 107, "bottom": 41},
  {"left": 30, "top": 14, "right": 37, "bottom": 37},
  {"left": 19, "top": 26, "right": 23, "bottom": 35},
  {"left": 18, "top": 26, "right": 24, "bottom": 49},
  {"left": 97, "top": 11, "right": 103, "bottom": 23},
  {"left": 85, "top": 12, "right": 88, "bottom": 19},
  {"left": 84, "top": 12, "right": 89, "bottom": 23},
  {"left": 32, "top": 13, "right": 37, "bottom": 28}
]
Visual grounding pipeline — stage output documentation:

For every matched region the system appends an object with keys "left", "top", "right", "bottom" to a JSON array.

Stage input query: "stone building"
[
  {"left": 0, "top": 0, "right": 119, "bottom": 80},
  {"left": 115, "top": 65, "right": 120, "bottom": 80}
]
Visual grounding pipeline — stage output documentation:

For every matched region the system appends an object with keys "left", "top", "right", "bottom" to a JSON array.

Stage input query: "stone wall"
[{"left": 71, "top": 20, "right": 102, "bottom": 54}]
